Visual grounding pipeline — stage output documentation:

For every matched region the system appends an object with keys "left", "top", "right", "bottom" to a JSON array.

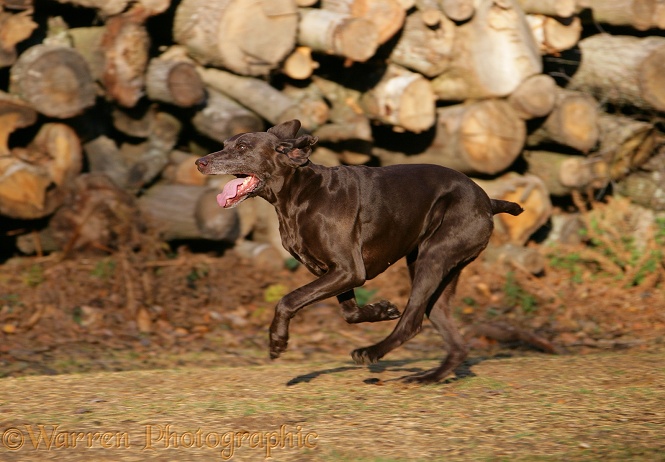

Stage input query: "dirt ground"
[
  {"left": 1, "top": 203, "right": 664, "bottom": 378},
  {"left": 1, "top": 351, "right": 664, "bottom": 461}
]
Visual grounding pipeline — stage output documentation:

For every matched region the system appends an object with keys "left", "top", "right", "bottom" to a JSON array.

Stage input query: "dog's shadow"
[{"left": 285, "top": 355, "right": 508, "bottom": 386}]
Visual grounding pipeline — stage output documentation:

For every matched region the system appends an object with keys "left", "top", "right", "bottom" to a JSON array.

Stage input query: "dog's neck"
[{"left": 259, "top": 161, "right": 328, "bottom": 211}]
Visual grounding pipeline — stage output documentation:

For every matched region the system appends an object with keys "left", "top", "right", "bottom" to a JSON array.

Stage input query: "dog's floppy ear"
[
  {"left": 268, "top": 120, "right": 301, "bottom": 140},
  {"left": 275, "top": 135, "right": 318, "bottom": 166}
]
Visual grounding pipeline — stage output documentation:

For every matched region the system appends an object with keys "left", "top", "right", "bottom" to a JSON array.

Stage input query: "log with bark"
[
  {"left": 145, "top": 47, "right": 205, "bottom": 107},
  {"left": 15, "top": 173, "right": 142, "bottom": 255},
  {"left": 578, "top": 0, "right": 656, "bottom": 31},
  {"left": 526, "top": 88, "right": 599, "bottom": 153},
  {"left": 297, "top": 8, "right": 380, "bottom": 62},
  {"left": 596, "top": 113, "right": 658, "bottom": 181},
  {"left": 656, "top": 1, "right": 665, "bottom": 29},
  {"left": 68, "top": 26, "right": 106, "bottom": 80},
  {"left": 0, "top": 90, "right": 37, "bottom": 156},
  {"left": 321, "top": 0, "right": 405, "bottom": 45},
  {"left": 47, "top": 174, "right": 141, "bottom": 254},
  {"left": 101, "top": 8, "right": 151, "bottom": 107},
  {"left": 527, "top": 14, "right": 581, "bottom": 55},
  {"left": 440, "top": 0, "right": 474, "bottom": 22},
  {"left": 112, "top": 104, "right": 157, "bottom": 138},
  {"left": 21, "top": 123, "right": 83, "bottom": 188},
  {"left": 568, "top": 34, "right": 665, "bottom": 112},
  {"left": 507, "top": 74, "right": 557, "bottom": 120},
  {"left": 389, "top": 10, "right": 455, "bottom": 78},
  {"left": 84, "top": 136, "right": 129, "bottom": 189},
  {"left": 310, "top": 76, "right": 373, "bottom": 143},
  {"left": 9, "top": 44, "right": 96, "bottom": 118},
  {"left": 162, "top": 151, "right": 208, "bottom": 187},
  {"left": 414, "top": 0, "right": 444, "bottom": 26},
  {"left": 138, "top": 184, "right": 240, "bottom": 242},
  {"left": 0, "top": 8, "right": 37, "bottom": 67},
  {"left": 192, "top": 89, "right": 264, "bottom": 144},
  {"left": 198, "top": 67, "right": 329, "bottom": 131},
  {"left": 124, "top": 112, "right": 181, "bottom": 191},
  {"left": 474, "top": 173, "right": 552, "bottom": 245},
  {"left": 431, "top": 0, "right": 541, "bottom": 100},
  {"left": 100, "top": 108, "right": 182, "bottom": 192},
  {"left": 0, "top": 123, "right": 81, "bottom": 219},
  {"left": 0, "top": 157, "right": 60, "bottom": 219},
  {"left": 524, "top": 150, "right": 609, "bottom": 196},
  {"left": 375, "top": 99, "right": 525, "bottom": 175},
  {"left": 517, "top": 0, "right": 575, "bottom": 17},
  {"left": 174, "top": 0, "right": 298, "bottom": 76},
  {"left": 616, "top": 148, "right": 665, "bottom": 212},
  {"left": 360, "top": 64, "right": 436, "bottom": 133},
  {"left": 53, "top": 0, "right": 129, "bottom": 17},
  {"left": 282, "top": 46, "right": 319, "bottom": 80},
  {"left": 1, "top": 0, "right": 34, "bottom": 10}
]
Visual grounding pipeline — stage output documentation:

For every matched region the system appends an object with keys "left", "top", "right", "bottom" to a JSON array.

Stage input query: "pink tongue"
[{"left": 216, "top": 178, "right": 246, "bottom": 207}]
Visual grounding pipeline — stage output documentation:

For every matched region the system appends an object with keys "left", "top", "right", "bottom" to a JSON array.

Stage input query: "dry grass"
[{"left": 1, "top": 349, "right": 664, "bottom": 461}]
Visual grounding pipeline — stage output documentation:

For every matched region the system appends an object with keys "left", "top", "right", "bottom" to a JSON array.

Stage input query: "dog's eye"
[{"left": 237, "top": 143, "right": 248, "bottom": 152}]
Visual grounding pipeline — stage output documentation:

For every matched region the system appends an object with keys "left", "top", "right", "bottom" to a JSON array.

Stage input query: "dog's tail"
[{"left": 491, "top": 199, "right": 523, "bottom": 216}]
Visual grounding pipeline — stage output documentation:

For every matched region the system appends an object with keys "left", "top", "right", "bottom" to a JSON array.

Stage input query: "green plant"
[
  {"left": 23, "top": 264, "right": 44, "bottom": 287},
  {"left": 548, "top": 251, "right": 584, "bottom": 284},
  {"left": 264, "top": 284, "right": 288, "bottom": 303},
  {"left": 186, "top": 266, "right": 209, "bottom": 287},
  {"left": 503, "top": 272, "right": 538, "bottom": 314},
  {"left": 354, "top": 287, "right": 377, "bottom": 307},
  {"left": 0, "top": 294, "right": 21, "bottom": 308},
  {"left": 553, "top": 196, "right": 665, "bottom": 287},
  {"left": 91, "top": 259, "right": 116, "bottom": 279},
  {"left": 284, "top": 257, "right": 300, "bottom": 271}
]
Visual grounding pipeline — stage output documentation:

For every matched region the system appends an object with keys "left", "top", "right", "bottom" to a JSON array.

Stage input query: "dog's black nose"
[{"left": 195, "top": 158, "right": 208, "bottom": 167}]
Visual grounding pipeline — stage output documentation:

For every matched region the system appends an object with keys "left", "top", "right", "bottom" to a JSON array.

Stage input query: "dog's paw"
[
  {"left": 401, "top": 372, "right": 440, "bottom": 384},
  {"left": 366, "top": 300, "right": 401, "bottom": 321},
  {"left": 351, "top": 347, "right": 381, "bottom": 365},
  {"left": 269, "top": 335, "right": 288, "bottom": 360},
  {"left": 350, "top": 300, "right": 400, "bottom": 323}
]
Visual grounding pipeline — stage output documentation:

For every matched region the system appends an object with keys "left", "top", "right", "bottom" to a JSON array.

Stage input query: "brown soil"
[
  {"left": 1, "top": 230, "right": 663, "bottom": 378},
  {"left": 0, "top": 351, "right": 663, "bottom": 461}
]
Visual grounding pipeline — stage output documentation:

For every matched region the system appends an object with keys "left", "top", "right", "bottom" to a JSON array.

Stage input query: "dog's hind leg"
[
  {"left": 337, "top": 290, "right": 401, "bottom": 324},
  {"left": 350, "top": 239, "right": 463, "bottom": 366},
  {"left": 402, "top": 270, "right": 469, "bottom": 383}
]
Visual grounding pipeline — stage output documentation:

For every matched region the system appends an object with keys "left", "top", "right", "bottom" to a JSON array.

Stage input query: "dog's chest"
[{"left": 277, "top": 218, "right": 328, "bottom": 276}]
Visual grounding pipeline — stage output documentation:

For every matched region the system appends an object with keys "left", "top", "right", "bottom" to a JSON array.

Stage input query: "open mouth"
[{"left": 217, "top": 174, "right": 261, "bottom": 208}]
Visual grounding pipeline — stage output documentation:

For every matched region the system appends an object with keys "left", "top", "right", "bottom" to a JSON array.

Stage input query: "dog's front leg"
[{"left": 270, "top": 272, "right": 363, "bottom": 359}]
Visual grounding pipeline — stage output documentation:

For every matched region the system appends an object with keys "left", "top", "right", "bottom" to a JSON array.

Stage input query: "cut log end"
[
  {"left": 169, "top": 62, "right": 206, "bottom": 106},
  {"left": 640, "top": 46, "right": 665, "bottom": 112},
  {"left": 508, "top": 74, "right": 557, "bottom": 120},
  {"left": 174, "top": 0, "right": 298, "bottom": 76},
  {"left": 362, "top": 66, "right": 436, "bottom": 133},
  {"left": 298, "top": 10, "right": 380, "bottom": 62},
  {"left": 282, "top": 47, "right": 318, "bottom": 80},
  {"left": 556, "top": 96, "right": 599, "bottom": 152},
  {"left": 460, "top": 101, "right": 525, "bottom": 174},
  {"left": 476, "top": 174, "right": 552, "bottom": 245},
  {"left": 335, "top": 17, "right": 380, "bottom": 62},
  {"left": 10, "top": 45, "right": 96, "bottom": 118}
]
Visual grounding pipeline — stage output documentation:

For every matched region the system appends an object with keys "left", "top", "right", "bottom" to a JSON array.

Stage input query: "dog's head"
[{"left": 195, "top": 120, "right": 318, "bottom": 208}]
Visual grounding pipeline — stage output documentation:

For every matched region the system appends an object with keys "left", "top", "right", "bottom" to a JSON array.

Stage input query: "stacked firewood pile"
[{"left": 1, "top": 0, "right": 664, "bottom": 266}]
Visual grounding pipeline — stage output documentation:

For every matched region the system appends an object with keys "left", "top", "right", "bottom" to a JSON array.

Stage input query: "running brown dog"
[{"left": 195, "top": 120, "right": 523, "bottom": 383}]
